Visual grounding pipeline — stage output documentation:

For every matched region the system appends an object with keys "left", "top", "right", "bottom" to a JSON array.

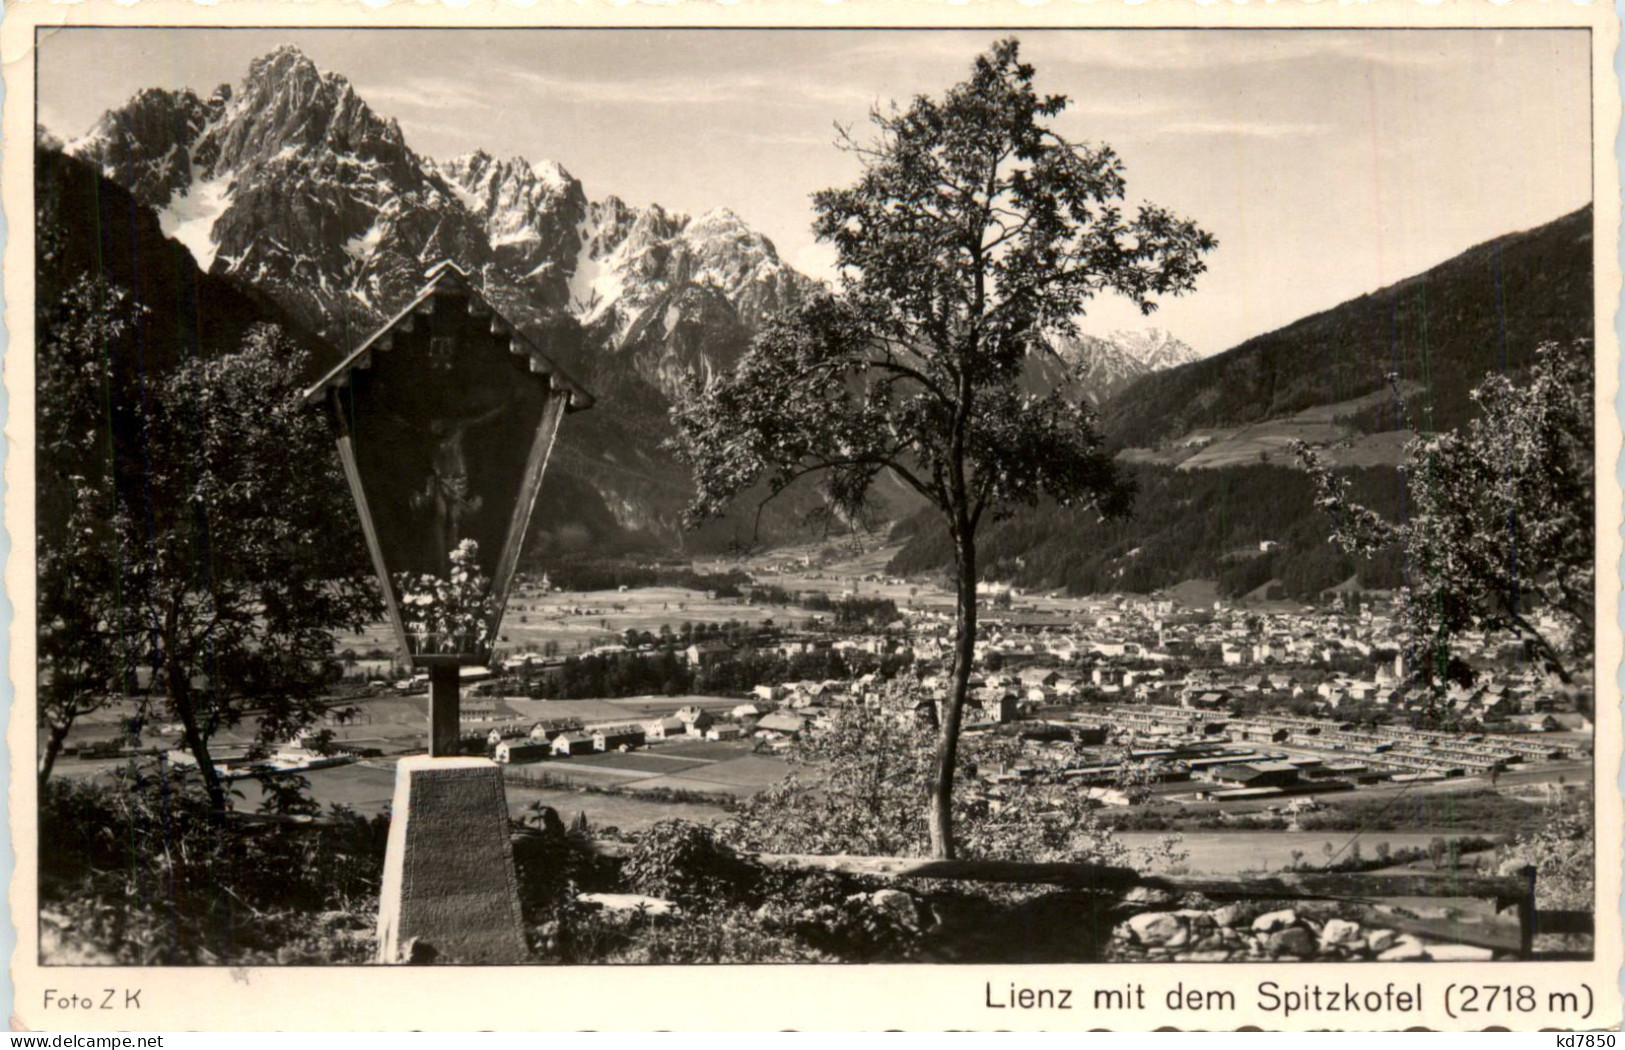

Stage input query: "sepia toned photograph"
[{"left": 13, "top": 14, "right": 1615, "bottom": 1009}]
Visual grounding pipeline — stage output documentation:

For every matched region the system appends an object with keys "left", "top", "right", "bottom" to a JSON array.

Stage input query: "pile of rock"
[{"left": 1106, "top": 902, "right": 1500, "bottom": 963}]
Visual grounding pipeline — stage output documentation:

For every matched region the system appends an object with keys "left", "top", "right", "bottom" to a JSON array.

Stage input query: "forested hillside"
[
  {"left": 1100, "top": 205, "right": 1593, "bottom": 450},
  {"left": 889, "top": 463, "right": 1409, "bottom": 601},
  {"left": 36, "top": 146, "right": 336, "bottom": 382}
]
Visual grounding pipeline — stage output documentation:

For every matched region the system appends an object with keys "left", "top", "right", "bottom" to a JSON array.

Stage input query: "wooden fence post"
[{"left": 1517, "top": 864, "right": 1538, "bottom": 958}]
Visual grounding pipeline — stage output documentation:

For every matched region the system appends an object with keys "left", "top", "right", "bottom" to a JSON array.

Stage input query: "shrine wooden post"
[
  {"left": 306, "top": 260, "right": 591, "bottom": 962},
  {"left": 427, "top": 660, "right": 461, "bottom": 759}
]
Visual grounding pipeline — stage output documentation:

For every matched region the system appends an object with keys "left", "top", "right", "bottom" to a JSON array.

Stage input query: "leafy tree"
[
  {"left": 40, "top": 770, "right": 389, "bottom": 964},
  {"left": 36, "top": 265, "right": 383, "bottom": 805},
  {"left": 674, "top": 40, "right": 1215, "bottom": 857},
  {"left": 1298, "top": 341, "right": 1593, "bottom": 700},
  {"left": 36, "top": 277, "right": 142, "bottom": 784},
  {"left": 120, "top": 326, "right": 381, "bottom": 808}
]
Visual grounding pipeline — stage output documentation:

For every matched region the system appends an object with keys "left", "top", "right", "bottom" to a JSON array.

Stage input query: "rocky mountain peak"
[
  {"left": 69, "top": 86, "right": 220, "bottom": 208},
  {"left": 689, "top": 206, "right": 745, "bottom": 231},
  {"left": 433, "top": 150, "right": 588, "bottom": 307},
  {"left": 526, "top": 157, "right": 575, "bottom": 192},
  {"left": 565, "top": 195, "right": 818, "bottom": 387},
  {"left": 65, "top": 43, "right": 830, "bottom": 405},
  {"left": 68, "top": 46, "right": 493, "bottom": 337},
  {"left": 439, "top": 150, "right": 586, "bottom": 212},
  {"left": 207, "top": 46, "right": 405, "bottom": 174},
  {"left": 1048, "top": 328, "right": 1204, "bottom": 405},
  {"left": 243, "top": 44, "right": 321, "bottom": 93},
  {"left": 1106, "top": 328, "right": 1201, "bottom": 371},
  {"left": 683, "top": 207, "right": 778, "bottom": 262}
]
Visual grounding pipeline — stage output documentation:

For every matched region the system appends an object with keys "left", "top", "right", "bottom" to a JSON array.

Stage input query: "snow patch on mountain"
[
  {"left": 1107, "top": 328, "right": 1200, "bottom": 372},
  {"left": 342, "top": 219, "right": 386, "bottom": 263},
  {"left": 157, "top": 169, "right": 234, "bottom": 270},
  {"left": 526, "top": 157, "right": 573, "bottom": 194}
]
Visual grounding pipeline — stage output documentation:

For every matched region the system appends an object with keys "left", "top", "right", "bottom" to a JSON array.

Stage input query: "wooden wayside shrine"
[{"left": 305, "top": 260, "right": 592, "bottom": 963}]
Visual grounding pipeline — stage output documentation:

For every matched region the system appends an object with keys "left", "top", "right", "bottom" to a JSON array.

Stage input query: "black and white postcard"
[{"left": 6, "top": 1, "right": 1621, "bottom": 1032}]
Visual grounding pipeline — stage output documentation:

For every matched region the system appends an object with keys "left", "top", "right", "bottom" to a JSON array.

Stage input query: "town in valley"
[{"left": 56, "top": 535, "right": 1593, "bottom": 874}]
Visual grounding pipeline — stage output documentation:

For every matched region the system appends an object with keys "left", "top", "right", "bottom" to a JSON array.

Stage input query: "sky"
[{"left": 37, "top": 28, "right": 1592, "bottom": 356}]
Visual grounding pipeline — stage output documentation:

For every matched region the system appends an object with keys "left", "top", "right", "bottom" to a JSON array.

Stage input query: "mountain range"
[
  {"left": 59, "top": 42, "right": 1587, "bottom": 592},
  {"left": 57, "top": 44, "right": 1198, "bottom": 554},
  {"left": 1051, "top": 328, "right": 1200, "bottom": 404}
]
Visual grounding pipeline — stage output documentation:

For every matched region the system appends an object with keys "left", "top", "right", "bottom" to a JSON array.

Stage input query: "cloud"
[
  {"left": 824, "top": 28, "right": 1464, "bottom": 77},
  {"left": 720, "top": 127, "right": 847, "bottom": 149},
  {"left": 1061, "top": 95, "right": 1178, "bottom": 121},
  {"left": 360, "top": 76, "right": 494, "bottom": 113},
  {"left": 497, "top": 66, "right": 880, "bottom": 111},
  {"left": 789, "top": 241, "right": 840, "bottom": 283},
  {"left": 834, "top": 31, "right": 1012, "bottom": 65}
]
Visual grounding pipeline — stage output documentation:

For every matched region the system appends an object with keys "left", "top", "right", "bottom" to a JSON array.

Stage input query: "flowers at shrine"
[{"left": 395, "top": 539, "right": 499, "bottom": 655}]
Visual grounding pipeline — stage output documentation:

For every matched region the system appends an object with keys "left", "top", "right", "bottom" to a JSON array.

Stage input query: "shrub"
[
  {"left": 621, "top": 820, "right": 755, "bottom": 907},
  {"left": 719, "top": 689, "right": 1152, "bottom": 867},
  {"left": 545, "top": 898, "right": 830, "bottom": 964},
  {"left": 39, "top": 766, "right": 387, "bottom": 964},
  {"left": 1499, "top": 814, "right": 1593, "bottom": 910},
  {"left": 511, "top": 809, "right": 618, "bottom": 920}
]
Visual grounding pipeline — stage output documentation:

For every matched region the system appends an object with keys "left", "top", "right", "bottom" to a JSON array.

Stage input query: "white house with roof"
[
  {"left": 675, "top": 704, "right": 714, "bottom": 730},
  {"left": 643, "top": 716, "right": 686, "bottom": 740},
  {"left": 551, "top": 731, "right": 595, "bottom": 756}
]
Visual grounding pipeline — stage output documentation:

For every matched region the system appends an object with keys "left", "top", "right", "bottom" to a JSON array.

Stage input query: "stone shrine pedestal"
[{"left": 375, "top": 756, "right": 528, "bottom": 964}]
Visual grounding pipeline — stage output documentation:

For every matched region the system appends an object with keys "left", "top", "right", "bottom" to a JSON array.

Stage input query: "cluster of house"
[
  {"left": 970, "top": 726, "right": 1342, "bottom": 805},
  {"left": 1154, "top": 662, "right": 1572, "bottom": 729},
  {"left": 486, "top": 703, "right": 760, "bottom": 763},
  {"left": 1080, "top": 701, "right": 1574, "bottom": 783},
  {"left": 906, "top": 595, "right": 1532, "bottom": 682},
  {"left": 967, "top": 700, "right": 1577, "bottom": 807},
  {"left": 483, "top": 591, "right": 1570, "bottom": 732},
  {"left": 494, "top": 629, "right": 912, "bottom": 680}
]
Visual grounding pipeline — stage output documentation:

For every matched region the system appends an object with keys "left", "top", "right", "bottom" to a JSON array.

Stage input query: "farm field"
[
  {"left": 336, "top": 584, "right": 820, "bottom": 668},
  {"left": 503, "top": 783, "right": 730, "bottom": 833},
  {"left": 235, "top": 761, "right": 399, "bottom": 814},
  {"left": 334, "top": 544, "right": 1181, "bottom": 672},
  {"left": 47, "top": 690, "right": 761, "bottom": 776},
  {"left": 227, "top": 757, "right": 742, "bottom": 830},
  {"left": 226, "top": 770, "right": 1515, "bottom": 867},
  {"left": 1116, "top": 384, "right": 1423, "bottom": 473},
  {"left": 225, "top": 726, "right": 788, "bottom": 820},
  {"left": 501, "top": 739, "right": 791, "bottom": 800},
  {"left": 701, "top": 540, "right": 957, "bottom": 609},
  {"left": 502, "top": 696, "right": 742, "bottom": 722}
]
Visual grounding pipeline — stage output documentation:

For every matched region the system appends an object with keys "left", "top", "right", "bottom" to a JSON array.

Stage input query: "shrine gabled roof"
[{"left": 302, "top": 260, "right": 594, "bottom": 410}]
